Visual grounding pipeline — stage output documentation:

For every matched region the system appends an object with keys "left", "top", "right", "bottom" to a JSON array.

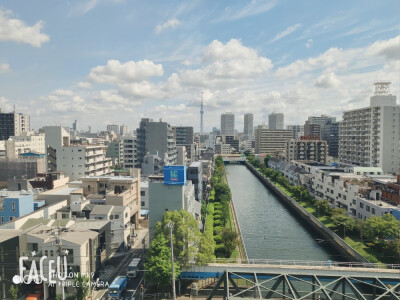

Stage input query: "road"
[{"left": 93, "top": 228, "right": 149, "bottom": 300}]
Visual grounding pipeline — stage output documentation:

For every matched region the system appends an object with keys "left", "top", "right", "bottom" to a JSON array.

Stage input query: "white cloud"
[
  {"left": 155, "top": 18, "right": 182, "bottom": 34},
  {"left": 315, "top": 72, "right": 341, "bottom": 88},
  {"left": 366, "top": 35, "right": 400, "bottom": 61},
  {"left": 0, "top": 8, "right": 50, "bottom": 47},
  {"left": 69, "top": 0, "right": 124, "bottom": 16},
  {"left": 87, "top": 59, "right": 163, "bottom": 85},
  {"left": 179, "top": 39, "right": 273, "bottom": 88},
  {"left": 215, "top": 0, "right": 278, "bottom": 22},
  {"left": 77, "top": 81, "right": 92, "bottom": 89},
  {"left": 0, "top": 63, "right": 10, "bottom": 73},
  {"left": 0, "top": 96, "right": 13, "bottom": 112},
  {"left": 270, "top": 23, "right": 302, "bottom": 43},
  {"left": 305, "top": 39, "right": 313, "bottom": 48}
]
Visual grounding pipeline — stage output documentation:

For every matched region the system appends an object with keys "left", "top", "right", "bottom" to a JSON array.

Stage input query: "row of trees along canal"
[
  {"left": 245, "top": 151, "right": 400, "bottom": 264},
  {"left": 145, "top": 156, "right": 238, "bottom": 292}
]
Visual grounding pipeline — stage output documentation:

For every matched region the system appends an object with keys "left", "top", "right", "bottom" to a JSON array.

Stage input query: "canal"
[{"left": 225, "top": 164, "right": 345, "bottom": 261}]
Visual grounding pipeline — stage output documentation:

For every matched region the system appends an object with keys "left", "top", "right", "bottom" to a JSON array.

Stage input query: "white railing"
[{"left": 208, "top": 258, "right": 400, "bottom": 270}]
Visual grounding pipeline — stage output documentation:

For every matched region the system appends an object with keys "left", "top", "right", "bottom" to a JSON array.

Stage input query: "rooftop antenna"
[{"left": 200, "top": 92, "right": 204, "bottom": 135}]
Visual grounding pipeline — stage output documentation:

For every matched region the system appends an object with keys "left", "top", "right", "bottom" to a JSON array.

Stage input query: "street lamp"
[{"left": 166, "top": 221, "right": 177, "bottom": 300}]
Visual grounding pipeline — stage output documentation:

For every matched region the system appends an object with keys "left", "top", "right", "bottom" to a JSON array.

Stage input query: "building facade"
[
  {"left": 321, "top": 121, "right": 339, "bottom": 158},
  {"left": 136, "top": 118, "right": 177, "bottom": 168},
  {"left": 0, "top": 112, "right": 30, "bottom": 140},
  {"left": 56, "top": 145, "right": 112, "bottom": 180},
  {"left": 286, "top": 138, "right": 328, "bottom": 164},
  {"left": 339, "top": 82, "right": 400, "bottom": 173},
  {"left": 244, "top": 113, "right": 254, "bottom": 138},
  {"left": 255, "top": 129, "right": 292, "bottom": 155},
  {"left": 268, "top": 113, "right": 284, "bottom": 130},
  {"left": 5, "top": 133, "right": 45, "bottom": 159},
  {"left": 221, "top": 112, "right": 235, "bottom": 136}
]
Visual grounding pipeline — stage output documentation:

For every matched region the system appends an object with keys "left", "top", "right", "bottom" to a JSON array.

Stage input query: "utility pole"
[
  {"left": 167, "top": 222, "right": 176, "bottom": 300},
  {"left": 54, "top": 230, "right": 65, "bottom": 300}
]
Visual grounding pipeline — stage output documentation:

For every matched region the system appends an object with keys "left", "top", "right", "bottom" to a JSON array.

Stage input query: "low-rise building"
[
  {"left": 0, "top": 191, "right": 45, "bottom": 224},
  {"left": 82, "top": 171, "right": 141, "bottom": 229},
  {"left": 148, "top": 170, "right": 200, "bottom": 237}
]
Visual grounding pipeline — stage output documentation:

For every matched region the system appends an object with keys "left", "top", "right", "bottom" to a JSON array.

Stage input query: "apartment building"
[
  {"left": 136, "top": 118, "right": 177, "bottom": 168},
  {"left": 268, "top": 113, "right": 284, "bottom": 130},
  {"left": 255, "top": 128, "right": 292, "bottom": 155},
  {"left": 81, "top": 172, "right": 141, "bottom": 229},
  {"left": 106, "top": 140, "right": 124, "bottom": 167},
  {"left": 122, "top": 136, "right": 136, "bottom": 169},
  {"left": 244, "top": 113, "right": 254, "bottom": 138},
  {"left": 5, "top": 132, "right": 45, "bottom": 159},
  {"left": 56, "top": 145, "right": 112, "bottom": 180},
  {"left": 286, "top": 138, "right": 328, "bottom": 164},
  {"left": 290, "top": 161, "right": 400, "bottom": 220},
  {"left": 287, "top": 125, "right": 304, "bottom": 139},
  {"left": 0, "top": 112, "right": 30, "bottom": 140},
  {"left": 221, "top": 112, "right": 235, "bottom": 136},
  {"left": 322, "top": 121, "right": 340, "bottom": 158},
  {"left": 174, "top": 126, "right": 195, "bottom": 162},
  {"left": 339, "top": 82, "right": 400, "bottom": 173}
]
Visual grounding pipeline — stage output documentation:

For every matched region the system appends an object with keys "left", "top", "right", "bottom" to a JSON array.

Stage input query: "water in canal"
[{"left": 225, "top": 164, "right": 345, "bottom": 261}]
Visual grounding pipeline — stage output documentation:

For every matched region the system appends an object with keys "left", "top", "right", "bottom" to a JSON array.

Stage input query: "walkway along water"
[{"left": 224, "top": 163, "right": 365, "bottom": 262}]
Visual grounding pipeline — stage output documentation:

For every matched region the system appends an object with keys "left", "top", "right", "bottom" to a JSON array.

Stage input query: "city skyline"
[{"left": 0, "top": 1, "right": 398, "bottom": 131}]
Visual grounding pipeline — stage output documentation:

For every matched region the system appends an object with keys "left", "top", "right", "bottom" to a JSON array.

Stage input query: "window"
[
  {"left": 352, "top": 199, "right": 356, "bottom": 204},
  {"left": 44, "top": 250, "right": 48, "bottom": 256},
  {"left": 371, "top": 208, "right": 375, "bottom": 214},
  {"left": 12, "top": 201, "right": 15, "bottom": 212},
  {"left": 141, "top": 191, "right": 145, "bottom": 196},
  {"left": 9, "top": 216, "right": 13, "bottom": 221},
  {"left": 114, "top": 215, "right": 119, "bottom": 219},
  {"left": 360, "top": 203, "right": 364, "bottom": 208},
  {"left": 141, "top": 201, "right": 145, "bottom": 207},
  {"left": 50, "top": 250, "right": 54, "bottom": 256},
  {"left": 0, "top": 216, "right": 3, "bottom": 223}
]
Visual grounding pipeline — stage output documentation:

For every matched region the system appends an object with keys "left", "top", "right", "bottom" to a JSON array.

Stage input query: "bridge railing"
[{"left": 208, "top": 258, "right": 400, "bottom": 270}]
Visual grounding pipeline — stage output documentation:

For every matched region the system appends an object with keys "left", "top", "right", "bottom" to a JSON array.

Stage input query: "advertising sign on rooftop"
[{"left": 164, "top": 166, "right": 186, "bottom": 185}]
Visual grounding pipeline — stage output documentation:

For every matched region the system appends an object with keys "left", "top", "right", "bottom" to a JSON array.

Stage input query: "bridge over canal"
[{"left": 180, "top": 260, "right": 400, "bottom": 299}]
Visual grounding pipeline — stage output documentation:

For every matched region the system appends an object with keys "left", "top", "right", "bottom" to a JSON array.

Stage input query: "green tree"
[
  {"left": 315, "top": 200, "right": 331, "bottom": 216},
  {"left": 384, "top": 239, "right": 400, "bottom": 263},
  {"left": 331, "top": 213, "right": 356, "bottom": 237},
  {"left": 9, "top": 285, "right": 18, "bottom": 300},
  {"left": 74, "top": 273, "right": 90, "bottom": 300},
  {"left": 221, "top": 228, "right": 238, "bottom": 257},
  {"left": 155, "top": 210, "right": 212, "bottom": 267},
  {"left": 361, "top": 214, "right": 400, "bottom": 244},
  {"left": 264, "top": 154, "right": 271, "bottom": 167},
  {"left": 145, "top": 233, "right": 180, "bottom": 290}
]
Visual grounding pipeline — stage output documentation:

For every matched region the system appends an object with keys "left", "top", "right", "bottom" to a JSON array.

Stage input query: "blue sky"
[{"left": 0, "top": 0, "right": 399, "bottom": 132}]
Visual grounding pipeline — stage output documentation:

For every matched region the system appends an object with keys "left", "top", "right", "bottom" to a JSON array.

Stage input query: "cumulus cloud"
[
  {"left": 155, "top": 18, "right": 182, "bottom": 34},
  {"left": 315, "top": 72, "right": 341, "bottom": 88},
  {"left": 0, "top": 8, "right": 50, "bottom": 47},
  {"left": 270, "top": 23, "right": 302, "bottom": 43},
  {"left": 179, "top": 39, "right": 273, "bottom": 88},
  {"left": 366, "top": 35, "right": 400, "bottom": 61},
  {"left": 87, "top": 59, "right": 163, "bottom": 85}
]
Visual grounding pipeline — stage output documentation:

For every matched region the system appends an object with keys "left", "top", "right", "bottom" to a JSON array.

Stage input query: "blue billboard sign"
[{"left": 164, "top": 166, "right": 186, "bottom": 185}]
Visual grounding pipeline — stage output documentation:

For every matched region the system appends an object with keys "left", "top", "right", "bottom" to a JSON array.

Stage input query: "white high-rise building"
[
  {"left": 244, "top": 113, "right": 254, "bottom": 138},
  {"left": 268, "top": 113, "right": 284, "bottom": 130},
  {"left": 221, "top": 112, "right": 235, "bottom": 136},
  {"left": 0, "top": 112, "right": 30, "bottom": 140},
  {"left": 339, "top": 82, "right": 400, "bottom": 174}
]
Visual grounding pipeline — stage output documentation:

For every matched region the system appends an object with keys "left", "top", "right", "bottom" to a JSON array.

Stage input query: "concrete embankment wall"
[{"left": 244, "top": 161, "right": 368, "bottom": 263}]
